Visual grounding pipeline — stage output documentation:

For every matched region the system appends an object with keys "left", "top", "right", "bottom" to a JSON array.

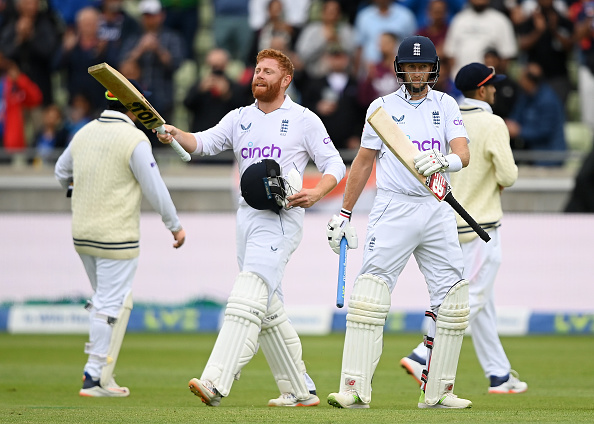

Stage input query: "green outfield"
[{"left": 1, "top": 333, "right": 592, "bottom": 423}]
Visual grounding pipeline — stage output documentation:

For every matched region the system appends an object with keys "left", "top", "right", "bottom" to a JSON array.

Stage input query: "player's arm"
[
  {"left": 287, "top": 173, "right": 338, "bottom": 209},
  {"left": 130, "top": 141, "right": 185, "bottom": 248},
  {"left": 343, "top": 146, "right": 377, "bottom": 211},
  {"left": 449, "top": 137, "right": 470, "bottom": 168},
  {"left": 54, "top": 144, "right": 74, "bottom": 189},
  {"left": 155, "top": 124, "right": 200, "bottom": 154}
]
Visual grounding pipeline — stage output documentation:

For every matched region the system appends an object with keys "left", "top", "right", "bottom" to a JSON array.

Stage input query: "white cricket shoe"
[
  {"left": 327, "top": 390, "right": 370, "bottom": 409},
  {"left": 488, "top": 370, "right": 528, "bottom": 394},
  {"left": 188, "top": 378, "right": 222, "bottom": 406},
  {"left": 400, "top": 355, "right": 424, "bottom": 386},
  {"left": 418, "top": 391, "right": 472, "bottom": 409},
  {"left": 268, "top": 392, "right": 320, "bottom": 407},
  {"left": 79, "top": 372, "right": 130, "bottom": 397}
]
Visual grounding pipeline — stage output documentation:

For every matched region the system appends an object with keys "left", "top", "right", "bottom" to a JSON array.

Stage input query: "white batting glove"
[
  {"left": 327, "top": 209, "right": 358, "bottom": 254},
  {"left": 414, "top": 149, "right": 449, "bottom": 176}
]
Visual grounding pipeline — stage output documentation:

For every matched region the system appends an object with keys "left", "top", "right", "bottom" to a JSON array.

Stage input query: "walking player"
[
  {"left": 326, "top": 35, "right": 472, "bottom": 409},
  {"left": 55, "top": 82, "right": 186, "bottom": 397},
  {"left": 400, "top": 62, "right": 528, "bottom": 394},
  {"left": 156, "top": 48, "right": 345, "bottom": 407}
]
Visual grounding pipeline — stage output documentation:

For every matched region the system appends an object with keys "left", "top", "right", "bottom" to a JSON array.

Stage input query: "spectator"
[
  {"left": 401, "top": 0, "right": 465, "bottom": 29},
  {"left": 295, "top": 0, "right": 356, "bottom": 79},
  {"left": 119, "top": 0, "right": 184, "bottom": 143},
  {"left": 64, "top": 92, "right": 94, "bottom": 145},
  {"left": 33, "top": 103, "right": 68, "bottom": 165},
  {"left": 250, "top": 0, "right": 295, "bottom": 63},
  {"left": 357, "top": 32, "right": 401, "bottom": 106},
  {"left": 48, "top": 0, "right": 92, "bottom": 28},
  {"left": 353, "top": 0, "right": 416, "bottom": 77},
  {"left": 248, "top": 0, "right": 311, "bottom": 38},
  {"left": 569, "top": 0, "right": 594, "bottom": 132},
  {"left": 443, "top": 0, "right": 518, "bottom": 78},
  {"left": 183, "top": 48, "right": 247, "bottom": 132},
  {"left": 161, "top": 0, "right": 199, "bottom": 60},
  {"left": 516, "top": 0, "right": 573, "bottom": 104},
  {"left": 0, "top": 0, "right": 62, "bottom": 106},
  {"left": 418, "top": 0, "right": 450, "bottom": 56},
  {"left": 506, "top": 62, "right": 567, "bottom": 166},
  {"left": 484, "top": 48, "right": 519, "bottom": 119},
  {"left": 54, "top": 6, "right": 109, "bottom": 115},
  {"left": 0, "top": 51, "right": 42, "bottom": 153},
  {"left": 212, "top": 0, "right": 253, "bottom": 65},
  {"left": 301, "top": 44, "right": 365, "bottom": 150},
  {"left": 97, "top": 0, "right": 141, "bottom": 66},
  {"left": 565, "top": 134, "right": 594, "bottom": 212}
]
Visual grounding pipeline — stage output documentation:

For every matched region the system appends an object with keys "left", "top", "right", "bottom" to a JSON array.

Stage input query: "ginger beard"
[{"left": 252, "top": 74, "right": 284, "bottom": 102}]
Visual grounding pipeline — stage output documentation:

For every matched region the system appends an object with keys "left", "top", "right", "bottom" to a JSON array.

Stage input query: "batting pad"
[
  {"left": 340, "top": 274, "right": 391, "bottom": 403},
  {"left": 425, "top": 279, "right": 470, "bottom": 405},
  {"left": 259, "top": 293, "right": 309, "bottom": 399},
  {"left": 100, "top": 290, "right": 133, "bottom": 385},
  {"left": 201, "top": 272, "right": 268, "bottom": 396}
]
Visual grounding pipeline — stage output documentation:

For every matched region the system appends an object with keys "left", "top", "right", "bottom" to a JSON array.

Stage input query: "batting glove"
[
  {"left": 327, "top": 209, "right": 358, "bottom": 254},
  {"left": 414, "top": 149, "right": 449, "bottom": 176}
]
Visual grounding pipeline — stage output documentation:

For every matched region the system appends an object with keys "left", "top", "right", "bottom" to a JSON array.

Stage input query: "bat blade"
[
  {"left": 367, "top": 106, "right": 490, "bottom": 242},
  {"left": 88, "top": 63, "right": 191, "bottom": 162},
  {"left": 336, "top": 237, "right": 347, "bottom": 308}
]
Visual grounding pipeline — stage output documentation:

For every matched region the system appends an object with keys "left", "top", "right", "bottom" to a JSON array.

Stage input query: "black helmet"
[
  {"left": 394, "top": 35, "right": 440, "bottom": 86},
  {"left": 240, "top": 159, "right": 285, "bottom": 214}
]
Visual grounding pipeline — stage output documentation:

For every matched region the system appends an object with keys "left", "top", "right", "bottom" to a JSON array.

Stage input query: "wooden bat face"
[
  {"left": 88, "top": 63, "right": 165, "bottom": 130},
  {"left": 366, "top": 106, "right": 450, "bottom": 201}
]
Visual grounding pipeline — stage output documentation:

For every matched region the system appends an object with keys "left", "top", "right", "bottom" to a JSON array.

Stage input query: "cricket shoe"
[
  {"left": 188, "top": 378, "right": 222, "bottom": 406},
  {"left": 327, "top": 390, "right": 370, "bottom": 409},
  {"left": 79, "top": 372, "right": 130, "bottom": 397},
  {"left": 268, "top": 392, "right": 320, "bottom": 407},
  {"left": 488, "top": 370, "right": 528, "bottom": 394},
  {"left": 418, "top": 391, "right": 472, "bottom": 409},
  {"left": 400, "top": 353, "right": 425, "bottom": 386}
]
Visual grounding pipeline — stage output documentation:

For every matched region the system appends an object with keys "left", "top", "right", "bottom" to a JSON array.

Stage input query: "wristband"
[
  {"left": 445, "top": 154, "right": 462, "bottom": 172},
  {"left": 339, "top": 208, "right": 352, "bottom": 221}
]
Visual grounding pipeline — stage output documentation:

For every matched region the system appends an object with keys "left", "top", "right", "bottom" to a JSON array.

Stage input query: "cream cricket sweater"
[
  {"left": 451, "top": 100, "right": 518, "bottom": 243},
  {"left": 70, "top": 111, "right": 148, "bottom": 259}
]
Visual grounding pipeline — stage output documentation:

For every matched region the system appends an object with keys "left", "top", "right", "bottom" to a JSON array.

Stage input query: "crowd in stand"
[{"left": 1, "top": 0, "right": 594, "bottom": 168}]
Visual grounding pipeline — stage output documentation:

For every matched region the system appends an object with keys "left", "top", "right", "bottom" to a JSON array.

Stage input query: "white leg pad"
[
  {"left": 340, "top": 274, "right": 391, "bottom": 403},
  {"left": 259, "top": 293, "right": 309, "bottom": 399},
  {"left": 425, "top": 279, "right": 470, "bottom": 405},
  {"left": 201, "top": 272, "right": 268, "bottom": 396},
  {"left": 100, "top": 290, "right": 133, "bottom": 385}
]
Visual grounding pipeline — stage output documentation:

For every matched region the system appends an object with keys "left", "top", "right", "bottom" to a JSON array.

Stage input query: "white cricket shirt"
[
  {"left": 194, "top": 95, "right": 345, "bottom": 185},
  {"left": 362, "top": 86, "right": 469, "bottom": 197}
]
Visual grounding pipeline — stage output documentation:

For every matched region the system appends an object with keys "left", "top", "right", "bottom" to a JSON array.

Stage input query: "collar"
[
  {"left": 398, "top": 85, "right": 432, "bottom": 102},
  {"left": 461, "top": 97, "right": 493, "bottom": 114},
  {"left": 99, "top": 110, "right": 137, "bottom": 126},
  {"left": 254, "top": 94, "right": 293, "bottom": 110}
]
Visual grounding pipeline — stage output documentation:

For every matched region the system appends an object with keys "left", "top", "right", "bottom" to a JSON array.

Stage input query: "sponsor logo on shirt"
[
  {"left": 392, "top": 114, "right": 405, "bottom": 124},
  {"left": 323, "top": 137, "right": 331, "bottom": 144},
  {"left": 240, "top": 122, "right": 252, "bottom": 132},
  {"left": 411, "top": 137, "right": 442, "bottom": 151},
  {"left": 453, "top": 118, "right": 464, "bottom": 126},
  {"left": 280, "top": 119, "right": 289, "bottom": 136},
  {"left": 240, "top": 141, "right": 282, "bottom": 159}
]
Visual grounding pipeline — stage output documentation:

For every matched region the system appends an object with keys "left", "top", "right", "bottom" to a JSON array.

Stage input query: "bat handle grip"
[
  {"left": 336, "top": 237, "right": 348, "bottom": 308},
  {"left": 156, "top": 126, "right": 191, "bottom": 162}
]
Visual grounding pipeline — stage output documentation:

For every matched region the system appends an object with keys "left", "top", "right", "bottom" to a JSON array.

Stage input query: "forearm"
[{"left": 342, "top": 148, "right": 375, "bottom": 211}]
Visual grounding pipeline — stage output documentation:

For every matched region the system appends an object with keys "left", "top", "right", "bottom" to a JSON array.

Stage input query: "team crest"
[
  {"left": 280, "top": 119, "right": 289, "bottom": 136},
  {"left": 432, "top": 111, "right": 440, "bottom": 127},
  {"left": 413, "top": 42, "right": 421, "bottom": 56}
]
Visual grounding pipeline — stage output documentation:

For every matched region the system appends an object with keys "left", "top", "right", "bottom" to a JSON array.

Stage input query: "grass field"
[{"left": 1, "top": 333, "right": 593, "bottom": 423}]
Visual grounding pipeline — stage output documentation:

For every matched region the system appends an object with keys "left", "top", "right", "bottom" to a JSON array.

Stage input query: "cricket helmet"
[
  {"left": 240, "top": 159, "right": 285, "bottom": 214},
  {"left": 394, "top": 35, "right": 440, "bottom": 86}
]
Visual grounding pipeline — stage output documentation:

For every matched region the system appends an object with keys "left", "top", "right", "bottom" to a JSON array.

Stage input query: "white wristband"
[{"left": 445, "top": 154, "right": 462, "bottom": 172}]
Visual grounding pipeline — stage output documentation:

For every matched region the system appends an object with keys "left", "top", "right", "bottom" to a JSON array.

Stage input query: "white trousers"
[
  {"left": 235, "top": 204, "right": 304, "bottom": 303},
  {"left": 360, "top": 190, "right": 464, "bottom": 309},
  {"left": 78, "top": 254, "right": 138, "bottom": 378},
  {"left": 413, "top": 228, "right": 511, "bottom": 378}
]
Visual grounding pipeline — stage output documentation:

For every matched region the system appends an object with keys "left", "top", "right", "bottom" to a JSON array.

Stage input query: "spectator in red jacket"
[{"left": 0, "top": 52, "right": 43, "bottom": 152}]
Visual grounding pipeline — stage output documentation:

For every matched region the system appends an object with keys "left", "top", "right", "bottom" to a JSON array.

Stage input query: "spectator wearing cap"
[
  {"left": 484, "top": 48, "right": 519, "bottom": 119},
  {"left": 300, "top": 44, "right": 365, "bottom": 150},
  {"left": 505, "top": 62, "right": 567, "bottom": 166},
  {"left": 119, "top": 0, "right": 185, "bottom": 145}
]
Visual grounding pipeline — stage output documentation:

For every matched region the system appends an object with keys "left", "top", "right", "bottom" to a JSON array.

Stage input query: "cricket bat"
[
  {"left": 336, "top": 237, "right": 347, "bottom": 308},
  {"left": 88, "top": 63, "right": 191, "bottom": 162},
  {"left": 367, "top": 106, "right": 490, "bottom": 243}
]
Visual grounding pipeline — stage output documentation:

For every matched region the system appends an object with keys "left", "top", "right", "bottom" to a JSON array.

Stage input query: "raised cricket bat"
[
  {"left": 367, "top": 106, "right": 490, "bottom": 242},
  {"left": 88, "top": 63, "right": 191, "bottom": 162}
]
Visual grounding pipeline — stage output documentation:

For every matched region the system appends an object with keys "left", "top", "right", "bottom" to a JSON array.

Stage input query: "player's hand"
[
  {"left": 172, "top": 228, "right": 186, "bottom": 248},
  {"left": 327, "top": 210, "right": 358, "bottom": 254},
  {"left": 414, "top": 148, "right": 449, "bottom": 176},
  {"left": 154, "top": 124, "right": 176, "bottom": 144}
]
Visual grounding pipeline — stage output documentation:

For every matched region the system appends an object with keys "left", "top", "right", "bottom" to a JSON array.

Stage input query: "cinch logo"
[
  {"left": 411, "top": 138, "right": 442, "bottom": 151},
  {"left": 453, "top": 119, "right": 464, "bottom": 126},
  {"left": 240, "top": 142, "right": 282, "bottom": 159}
]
